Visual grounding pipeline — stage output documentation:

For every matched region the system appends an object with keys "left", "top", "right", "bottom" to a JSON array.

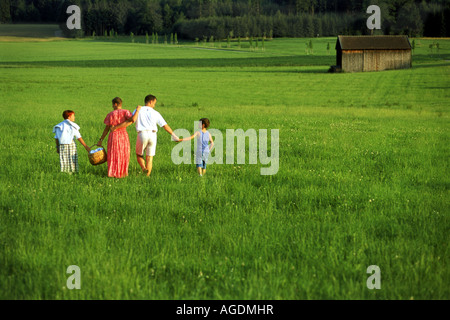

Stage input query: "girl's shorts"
[
  {"left": 196, "top": 160, "right": 207, "bottom": 169},
  {"left": 195, "top": 153, "right": 208, "bottom": 169}
]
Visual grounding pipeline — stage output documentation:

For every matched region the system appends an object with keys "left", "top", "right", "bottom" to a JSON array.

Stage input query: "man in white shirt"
[{"left": 112, "top": 94, "right": 179, "bottom": 176}]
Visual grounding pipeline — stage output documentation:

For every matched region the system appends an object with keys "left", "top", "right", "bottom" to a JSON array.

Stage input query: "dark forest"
[{"left": 1, "top": 0, "right": 449, "bottom": 38}]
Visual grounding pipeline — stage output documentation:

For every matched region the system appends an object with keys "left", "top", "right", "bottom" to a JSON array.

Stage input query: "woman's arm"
[
  {"left": 111, "top": 106, "right": 142, "bottom": 132},
  {"left": 129, "top": 105, "right": 141, "bottom": 123},
  {"left": 97, "top": 125, "right": 111, "bottom": 146}
]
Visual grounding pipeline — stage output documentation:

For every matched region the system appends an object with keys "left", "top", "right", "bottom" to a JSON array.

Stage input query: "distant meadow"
[{"left": 0, "top": 27, "right": 448, "bottom": 299}]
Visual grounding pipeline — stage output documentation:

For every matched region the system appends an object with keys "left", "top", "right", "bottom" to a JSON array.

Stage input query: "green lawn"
[{"left": 0, "top": 33, "right": 448, "bottom": 299}]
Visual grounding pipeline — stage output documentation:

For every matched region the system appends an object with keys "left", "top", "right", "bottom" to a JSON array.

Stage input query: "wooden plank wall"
[
  {"left": 341, "top": 50, "right": 411, "bottom": 72},
  {"left": 342, "top": 50, "right": 364, "bottom": 72},
  {"left": 363, "top": 50, "right": 411, "bottom": 71}
]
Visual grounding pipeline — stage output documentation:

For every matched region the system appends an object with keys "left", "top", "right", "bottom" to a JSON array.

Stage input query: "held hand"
[
  {"left": 97, "top": 140, "right": 103, "bottom": 146},
  {"left": 171, "top": 134, "right": 180, "bottom": 142},
  {"left": 110, "top": 126, "right": 116, "bottom": 132},
  {"left": 85, "top": 146, "right": 91, "bottom": 153}
]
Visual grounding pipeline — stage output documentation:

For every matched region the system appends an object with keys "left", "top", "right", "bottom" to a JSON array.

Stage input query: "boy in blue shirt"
[{"left": 53, "top": 110, "right": 90, "bottom": 173}]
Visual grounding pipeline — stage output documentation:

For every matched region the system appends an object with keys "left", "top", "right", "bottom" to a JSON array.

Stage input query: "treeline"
[
  {"left": 1, "top": 0, "right": 450, "bottom": 38},
  {"left": 174, "top": 12, "right": 360, "bottom": 39}
]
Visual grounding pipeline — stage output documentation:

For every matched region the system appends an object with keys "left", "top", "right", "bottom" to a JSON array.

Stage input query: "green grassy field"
[{"left": 0, "top": 29, "right": 449, "bottom": 299}]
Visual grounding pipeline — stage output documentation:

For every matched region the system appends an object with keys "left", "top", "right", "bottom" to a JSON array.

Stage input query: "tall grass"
[{"left": 0, "top": 37, "right": 448, "bottom": 299}]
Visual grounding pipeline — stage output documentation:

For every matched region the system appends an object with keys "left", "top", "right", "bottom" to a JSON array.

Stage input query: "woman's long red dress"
[{"left": 104, "top": 109, "right": 132, "bottom": 178}]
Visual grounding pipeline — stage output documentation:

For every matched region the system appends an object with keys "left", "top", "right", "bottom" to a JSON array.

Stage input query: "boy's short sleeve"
[
  {"left": 74, "top": 128, "right": 82, "bottom": 140},
  {"left": 54, "top": 127, "right": 61, "bottom": 139}
]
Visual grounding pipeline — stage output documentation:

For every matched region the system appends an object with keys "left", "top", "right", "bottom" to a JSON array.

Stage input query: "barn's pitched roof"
[{"left": 337, "top": 35, "right": 411, "bottom": 50}]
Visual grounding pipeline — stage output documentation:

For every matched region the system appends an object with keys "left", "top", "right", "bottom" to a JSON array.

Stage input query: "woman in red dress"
[{"left": 97, "top": 97, "right": 140, "bottom": 178}]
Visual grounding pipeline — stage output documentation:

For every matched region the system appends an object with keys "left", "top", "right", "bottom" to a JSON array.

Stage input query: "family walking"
[{"left": 53, "top": 94, "right": 214, "bottom": 178}]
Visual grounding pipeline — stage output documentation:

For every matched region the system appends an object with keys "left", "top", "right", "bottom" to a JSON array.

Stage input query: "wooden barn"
[{"left": 335, "top": 35, "right": 412, "bottom": 72}]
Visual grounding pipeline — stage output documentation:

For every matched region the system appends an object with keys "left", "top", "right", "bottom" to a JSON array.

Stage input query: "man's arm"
[
  {"left": 162, "top": 124, "right": 180, "bottom": 141},
  {"left": 55, "top": 138, "right": 60, "bottom": 154}
]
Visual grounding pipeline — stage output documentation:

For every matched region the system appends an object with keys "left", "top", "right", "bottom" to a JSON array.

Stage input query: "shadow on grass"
[
  {"left": 191, "top": 68, "right": 330, "bottom": 74},
  {"left": 0, "top": 55, "right": 334, "bottom": 70},
  {"left": 411, "top": 53, "right": 450, "bottom": 64},
  {"left": 412, "top": 62, "right": 450, "bottom": 69}
]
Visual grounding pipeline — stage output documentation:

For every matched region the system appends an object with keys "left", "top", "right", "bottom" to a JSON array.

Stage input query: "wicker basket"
[{"left": 88, "top": 145, "right": 107, "bottom": 165}]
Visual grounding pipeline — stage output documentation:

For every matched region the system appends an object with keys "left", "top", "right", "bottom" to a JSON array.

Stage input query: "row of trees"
[
  {"left": 173, "top": 12, "right": 362, "bottom": 39},
  {"left": 1, "top": 0, "right": 449, "bottom": 38}
]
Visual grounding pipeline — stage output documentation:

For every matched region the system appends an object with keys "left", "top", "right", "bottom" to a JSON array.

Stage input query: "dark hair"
[
  {"left": 200, "top": 118, "right": 210, "bottom": 128},
  {"left": 62, "top": 110, "right": 75, "bottom": 119},
  {"left": 145, "top": 94, "right": 157, "bottom": 104},
  {"left": 112, "top": 97, "right": 122, "bottom": 105}
]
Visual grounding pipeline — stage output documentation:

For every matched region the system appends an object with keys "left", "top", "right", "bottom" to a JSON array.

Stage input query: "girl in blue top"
[{"left": 180, "top": 118, "right": 214, "bottom": 176}]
